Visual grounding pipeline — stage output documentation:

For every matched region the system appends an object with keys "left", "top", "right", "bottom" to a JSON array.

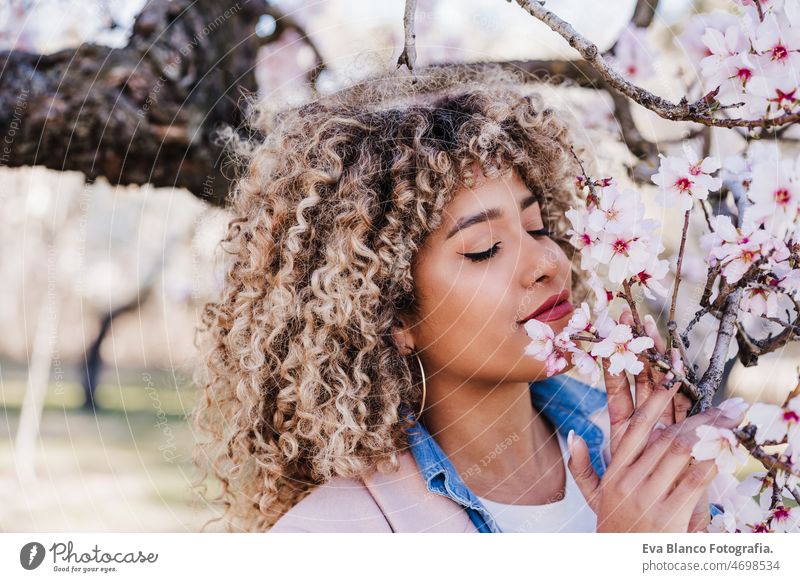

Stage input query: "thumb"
[{"left": 567, "top": 430, "right": 600, "bottom": 511}]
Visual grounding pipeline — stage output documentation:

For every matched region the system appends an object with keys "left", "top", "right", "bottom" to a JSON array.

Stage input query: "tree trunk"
[{"left": 0, "top": 0, "right": 266, "bottom": 206}]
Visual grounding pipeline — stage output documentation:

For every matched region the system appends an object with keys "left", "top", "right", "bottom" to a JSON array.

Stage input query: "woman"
[{"left": 192, "top": 66, "right": 745, "bottom": 533}]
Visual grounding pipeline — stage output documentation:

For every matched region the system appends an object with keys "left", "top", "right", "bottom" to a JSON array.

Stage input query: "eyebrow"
[{"left": 445, "top": 193, "right": 541, "bottom": 241}]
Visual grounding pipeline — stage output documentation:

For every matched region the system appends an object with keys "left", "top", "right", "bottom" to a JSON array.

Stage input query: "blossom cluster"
[
  {"left": 692, "top": 395, "right": 800, "bottom": 533},
  {"left": 693, "top": 0, "right": 800, "bottom": 119}
]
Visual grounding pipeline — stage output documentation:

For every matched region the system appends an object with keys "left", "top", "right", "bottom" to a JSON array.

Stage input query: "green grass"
[{"left": 0, "top": 375, "right": 225, "bottom": 532}]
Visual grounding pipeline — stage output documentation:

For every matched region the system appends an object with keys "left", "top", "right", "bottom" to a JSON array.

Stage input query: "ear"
[{"left": 391, "top": 314, "right": 416, "bottom": 356}]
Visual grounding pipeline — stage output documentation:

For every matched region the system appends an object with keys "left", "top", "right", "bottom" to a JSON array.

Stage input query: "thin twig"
[
  {"left": 668, "top": 210, "right": 691, "bottom": 347},
  {"left": 397, "top": 0, "right": 418, "bottom": 73},
  {"left": 622, "top": 280, "right": 645, "bottom": 336},
  {"left": 734, "top": 426, "right": 800, "bottom": 478}
]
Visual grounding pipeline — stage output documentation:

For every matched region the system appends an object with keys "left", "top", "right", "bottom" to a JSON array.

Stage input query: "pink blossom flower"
[
  {"left": 691, "top": 425, "right": 748, "bottom": 473},
  {"left": 630, "top": 257, "right": 670, "bottom": 300},
  {"left": 586, "top": 187, "right": 645, "bottom": 234},
  {"left": 587, "top": 272, "right": 615, "bottom": 314},
  {"left": 608, "top": 24, "right": 658, "bottom": 82},
  {"left": 523, "top": 322, "right": 575, "bottom": 377},
  {"left": 700, "top": 215, "right": 769, "bottom": 284},
  {"left": 589, "top": 324, "right": 654, "bottom": 375},
  {"left": 740, "top": 286, "right": 781, "bottom": 317},
  {"left": 769, "top": 504, "right": 800, "bottom": 532},
  {"left": 747, "top": 158, "right": 800, "bottom": 237},
  {"left": 565, "top": 207, "right": 597, "bottom": 270},
  {"left": 523, "top": 318, "right": 554, "bottom": 360},
  {"left": 651, "top": 150, "right": 722, "bottom": 212},
  {"left": 568, "top": 346, "right": 601, "bottom": 385},
  {"left": 700, "top": 24, "right": 752, "bottom": 105},
  {"left": 565, "top": 302, "right": 592, "bottom": 335},
  {"left": 746, "top": 396, "right": 800, "bottom": 450},
  {"left": 590, "top": 226, "right": 657, "bottom": 284},
  {"left": 752, "top": 13, "right": 800, "bottom": 76},
  {"left": 546, "top": 332, "right": 575, "bottom": 377}
]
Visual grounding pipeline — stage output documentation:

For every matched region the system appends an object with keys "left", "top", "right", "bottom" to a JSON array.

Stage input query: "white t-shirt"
[{"left": 475, "top": 431, "right": 597, "bottom": 532}]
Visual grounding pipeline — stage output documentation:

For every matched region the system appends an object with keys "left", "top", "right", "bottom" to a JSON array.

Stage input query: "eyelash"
[{"left": 462, "top": 228, "right": 553, "bottom": 263}]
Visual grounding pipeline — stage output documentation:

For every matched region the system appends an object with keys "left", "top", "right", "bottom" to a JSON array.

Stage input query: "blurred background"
[{"left": 1, "top": 0, "right": 797, "bottom": 532}]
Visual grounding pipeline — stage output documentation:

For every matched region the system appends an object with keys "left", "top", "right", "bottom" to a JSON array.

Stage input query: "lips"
[{"left": 519, "top": 290, "right": 573, "bottom": 324}]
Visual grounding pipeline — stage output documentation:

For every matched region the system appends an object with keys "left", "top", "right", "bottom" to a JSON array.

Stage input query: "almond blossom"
[
  {"left": 746, "top": 157, "right": 800, "bottom": 239},
  {"left": 700, "top": 24, "right": 752, "bottom": 105},
  {"left": 691, "top": 425, "right": 748, "bottom": 473},
  {"left": 523, "top": 318, "right": 554, "bottom": 360},
  {"left": 568, "top": 346, "right": 601, "bottom": 385},
  {"left": 565, "top": 207, "right": 597, "bottom": 270},
  {"left": 651, "top": 150, "right": 722, "bottom": 212},
  {"left": 746, "top": 396, "right": 800, "bottom": 450},
  {"left": 589, "top": 323, "right": 654, "bottom": 375},
  {"left": 629, "top": 256, "right": 670, "bottom": 300},
  {"left": 590, "top": 221, "right": 660, "bottom": 284},
  {"left": 699, "top": 214, "right": 770, "bottom": 284},
  {"left": 607, "top": 24, "right": 658, "bottom": 82},
  {"left": 586, "top": 187, "right": 646, "bottom": 234},
  {"left": 740, "top": 286, "right": 781, "bottom": 317}
]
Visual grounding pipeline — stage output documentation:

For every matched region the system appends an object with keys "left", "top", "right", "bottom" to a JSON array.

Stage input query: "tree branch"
[
  {"left": 512, "top": 0, "right": 800, "bottom": 129},
  {"left": 397, "top": 0, "right": 418, "bottom": 73},
  {"left": 0, "top": 0, "right": 268, "bottom": 206}
]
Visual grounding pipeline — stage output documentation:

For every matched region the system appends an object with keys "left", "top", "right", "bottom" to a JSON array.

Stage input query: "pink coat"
[{"left": 269, "top": 449, "right": 478, "bottom": 533}]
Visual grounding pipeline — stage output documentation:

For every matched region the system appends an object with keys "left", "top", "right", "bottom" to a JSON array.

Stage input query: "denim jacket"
[{"left": 402, "top": 374, "right": 611, "bottom": 533}]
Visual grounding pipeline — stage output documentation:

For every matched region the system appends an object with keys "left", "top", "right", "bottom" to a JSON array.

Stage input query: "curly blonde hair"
[{"left": 191, "top": 64, "right": 590, "bottom": 532}]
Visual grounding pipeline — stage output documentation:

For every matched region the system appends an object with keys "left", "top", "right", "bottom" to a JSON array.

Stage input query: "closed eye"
[{"left": 460, "top": 228, "right": 554, "bottom": 263}]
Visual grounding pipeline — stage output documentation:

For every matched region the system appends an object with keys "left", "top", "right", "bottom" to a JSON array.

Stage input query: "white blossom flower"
[
  {"left": 565, "top": 207, "right": 598, "bottom": 271},
  {"left": 565, "top": 302, "right": 592, "bottom": 335},
  {"left": 523, "top": 318, "right": 554, "bottom": 360},
  {"left": 607, "top": 24, "right": 658, "bottom": 82},
  {"left": 740, "top": 286, "right": 781, "bottom": 318},
  {"left": 569, "top": 346, "right": 601, "bottom": 385},
  {"left": 589, "top": 324, "right": 654, "bottom": 375},
  {"left": 651, "top": 150, "right": 722, "bottom": 212},
  {"left": 586, "top": 187, "right": 646, "bottom": 234},
  {"left": 746, "top": 396, "right": 800, "bottom": 449},
  {"left": 747, "top": 157, "right": 800, "bottom": 239},
  {"left": 590, "top": 225, "right": 658, "bottom": 284},
  {"left": 699, "top": 214, "right": 769, "bottom": 284},
  {"left": 691, "top": 425, "right": 748, "bottom": 473}
]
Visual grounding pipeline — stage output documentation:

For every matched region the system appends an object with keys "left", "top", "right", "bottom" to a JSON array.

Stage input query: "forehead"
[{"left": 442, "top": 168, "right": 536, "bottom": 220}]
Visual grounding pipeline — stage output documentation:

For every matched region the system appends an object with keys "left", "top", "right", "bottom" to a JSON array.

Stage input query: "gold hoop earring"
[{"left": 413, "top": 351, "right": 426, "bottom": 421}]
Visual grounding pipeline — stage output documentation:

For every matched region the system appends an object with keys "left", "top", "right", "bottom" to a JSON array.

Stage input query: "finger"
[
  {"left": 602, "top": 357, "right": 634, "bottom": 455},
  {"left": 643, "top": 314, "right": 667, "bottom": 353},
  {"left": 632, "top": 314, "right": 662, "bottom": 408},
  {"left": 666, "top": 459, "right": 718, "bottom": 522},
  {"left": 687, "top": 490, "right": 711, "bottom": 532},
  {"left": 655, "top": 371, "right": 676, "bottom": 427},
  {"left": 614, "top": 378, "right": 683, "bottom": 468},
  {"left": 669, "top": 349, "right": 691, "bottom": 423},
  {"left": 673, "top": 393, "right": 693, "bottom": 423},
  {"left": 632, "top": 404, "right": 743, "bottom": 490},
  {"left": 645, "top": 421, "right": 668, "bottom": 448},
  {"left": 567, "top": 430, "right": 600, "bottom": 511}
]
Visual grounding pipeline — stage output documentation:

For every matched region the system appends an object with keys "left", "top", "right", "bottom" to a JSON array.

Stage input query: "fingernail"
[
  {"left": 653, "top": 421, "right": 667, "bottom": 432},
  {"left": 567, "top": 429, "right": 575, "bottom": 451},
  {"left": 718, "top": 397, "right": 748, "bottom": 419}
]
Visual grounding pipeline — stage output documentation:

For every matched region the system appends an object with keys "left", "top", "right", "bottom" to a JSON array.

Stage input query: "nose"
[{"left": 518, "top": 232, "right": 562, "bottom": 290}]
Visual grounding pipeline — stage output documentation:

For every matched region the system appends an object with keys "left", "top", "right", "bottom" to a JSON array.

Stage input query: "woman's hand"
[
  {"left": 566, "top": 380, "right": 747, "bottom": 532},
  {"left": 604, "top": 307, "right": 693, "bottom": 458},
  {"left": 604, "top": 307, "right": 708, "bottom": 529}
]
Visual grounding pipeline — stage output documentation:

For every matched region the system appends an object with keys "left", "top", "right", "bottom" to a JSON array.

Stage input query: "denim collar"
[{"left": 402, "top": 374, "right": 609, "bottom": 533}]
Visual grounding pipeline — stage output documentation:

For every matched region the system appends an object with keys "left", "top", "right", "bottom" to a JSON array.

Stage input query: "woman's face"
[{"left": 399, "top": 167, "right": 575, "bottom": 384}]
